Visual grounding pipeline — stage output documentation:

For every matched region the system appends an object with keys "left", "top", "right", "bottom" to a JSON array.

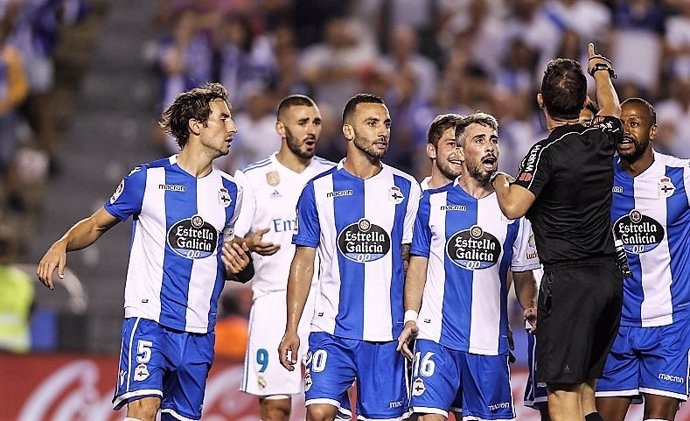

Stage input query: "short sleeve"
[
  {"left": 410, "top": 192, "right": 432, "bottom": 258},
  {"left": 402, "top": 180, "right": 422, "bottom": 244},
  {"left": 513, "top": 142, "right": 553, "bottom": 198},
  {"left": 510, "top": 218, "right": 541, "bottom": 272},
  {"left": 104, "top": 166, "right": 147, "bottom": 221},
  {"left": 292, "top": 182, "right": 320, "bottom": 248},
  {"left": 232, "top": 169, "right": 255, "bottom": 238}
]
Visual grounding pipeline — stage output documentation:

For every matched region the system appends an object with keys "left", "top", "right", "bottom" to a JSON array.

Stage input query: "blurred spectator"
[
  {"left": 656, "top": 76, "right": 690, "bottom": 158},
  {"left": 0, "top": 225, "right": 34, "bottom": 353},
  {"left": 214, "top": 290, "right": 249, "bottom": 361},
  {"left": 300, "top": 17, "right": 377, "bottom": 110}
]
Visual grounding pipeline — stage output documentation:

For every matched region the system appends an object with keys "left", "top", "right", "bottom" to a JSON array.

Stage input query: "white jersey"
[
  {"left": 411, "top": 181, "right": 540, "bottom": 355},
  {"left": 104, "top": 155, "right": 242, "bottom": 333},
  {"left": 234, "top": 153, "right": 334, "bottom": 299}
]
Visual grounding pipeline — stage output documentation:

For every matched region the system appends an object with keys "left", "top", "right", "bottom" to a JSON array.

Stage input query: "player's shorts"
[
  {"left": 524, "top": 332, "right": 548, "bottom": 408},
  {"left": 241, "top": 289, "right": 315, "bottom": 396},
  {"left": 409, "top": 339, "right": 515, "bottom": 420},
  {"left": 537, "top": 257, "right": 623, "bottom": 384},
  {"left": 596, "top": 321, "right": 690, "bottom": 401},
  {"left": 305, "top": 331, "right": 408, "bottom": 420},
  {"left": 113, "top": 317, "right": 214, "bottom": 421}
]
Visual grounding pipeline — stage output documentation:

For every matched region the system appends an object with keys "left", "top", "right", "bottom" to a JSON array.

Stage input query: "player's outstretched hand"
[
  {"left": 37, "top": 242, "right": 67, "bottom": 290},
  {"left": 222, "top": 241, "right": 250, "bottom": 273},
  {"left": 587, "top": 42, "right": 612, "bottom": 76},
  {"left": 524, "top": 307, "right": 537, "bottom": 333},
  {"left": 246, "top": 227, "right": 281, "bottom": 256},
  {"left": 397, "top": 321, "right": 418, "bottom": 361},
  {"left": 278, "top": 330, "right": 300, "bottom": 371}
]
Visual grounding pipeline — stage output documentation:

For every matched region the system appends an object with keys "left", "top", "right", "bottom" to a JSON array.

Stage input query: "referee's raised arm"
[{"left": 587, "top": 43, "right": 621, "bottom": 119}]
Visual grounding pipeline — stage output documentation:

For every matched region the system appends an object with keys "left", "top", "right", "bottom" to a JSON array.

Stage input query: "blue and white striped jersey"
[
  {"left": 293, "top": 160, "right": 421, "bottom": 342},
  {"left": 104, "top": 155, "right": 242, "bottom": 334},
  {"left": 411, "top": 180, "right": 540, "bottom": 355},
  {"left": 612, "top": 152, "right": 690, "bottom": 327}
]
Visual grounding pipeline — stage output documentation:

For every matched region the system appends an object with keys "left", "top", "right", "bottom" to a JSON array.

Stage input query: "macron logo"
[
  {"left": 327, "top": 190, "right": 353, "bottom": 198},
  {"left": 159, "top": 184, "right": 185, "bottom": 192},
  {"left": 658, "top": 373, "right": 684, "bottom": 384}
]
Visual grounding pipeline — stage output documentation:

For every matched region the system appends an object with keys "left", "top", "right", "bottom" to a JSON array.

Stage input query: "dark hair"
[
  {"left": 621, "top": 97, "right": 656, "bottom": 125},
  {"left": 159, "top": 82, "right": 229, "bottom": 149},
  {"left": 276, "top": 94, "right": 317, "bottom": 120},
  {"left": 342, "top": 93, "right": 384, "bottom": 123},
  {"left": 455, "top": 112, "right": 499, "bottom": 145},
  {"left": 541, "top": 58, "right": 587, "bottom": 120},
  {"left": 427, "top": 114, "right": 463, "bottom": 147}
]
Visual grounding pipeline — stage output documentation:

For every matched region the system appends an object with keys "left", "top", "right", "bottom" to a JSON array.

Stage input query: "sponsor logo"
[
  {"left": 613, "top": 209, "right": 664, "bottom": 254},
  {"left": 411, "top": 378, "right": 426, "bottom": 396},
  {"left": 158, "top": 184, "right": 185, "bottom": 192},
  {"left": 266, "top": 171, "right": 280, "bottom": 186},
  {"left": 518, "top": 172, "right": 533, "bottom": 182},
  {"left": 441, "top": 204, "right": 466, "bottom": 211},
  {"left": 658, "top": 177, "right": 675, "bottom": 198},
  {"left": 446, "top": 225, "right": 501, "bottom": 270},
  {"left": 167, "top": 215, "right": 218, "bottom": 259},
  {"left": 109, "top": 180, "right": 124, "bottom": 204},
  {"left": 488, "top": 402, "right": 511, "bottom": 411},
  {"left": 658, "top": 373, "right": 684, "bottom": 384},
  {"left": 273, "top": 218, "right": 297, "bottom": 233},
  {"left": 218, "top": 188, "right": 231, "bottom": 207},
  {"left": 133, "top": 364, "right": 149, "bottom": 381},
  {"left": 337, "top": 218, "right": 391, "bottom": 263},
  {"left": 270, "top": 190, "right": 282, "bottom": 198},
  {"left": 326, "top": 190, "right": 353, "bottom": 198},
  {"left": 612, "top": 185, "right": 623, "bottom": 193},
  {"left": 389, "top": 400, "right": 404, "bottom": 409},
  {"left": 389, "top": 186, "right": 405, "bottom": 204}
]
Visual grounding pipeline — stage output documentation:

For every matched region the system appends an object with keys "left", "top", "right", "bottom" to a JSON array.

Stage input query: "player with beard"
[
  {"left": 421, "top": 114, "right": 464, "bottom": 191},
  {"left": 233, "top": 95, "right": 334, "bottom": 421},
  {"left": 398, "top": 112, "right": 538, "bottom": 421},
  {"left": 278, "top": 93, "right": 421, "bottom": 421},
  {"left": 595, "top": 98, "right": 690, "bottom": 421}
]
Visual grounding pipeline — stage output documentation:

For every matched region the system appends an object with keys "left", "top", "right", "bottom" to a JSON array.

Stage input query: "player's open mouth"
[
  {"left": 619, "top": 136, "right": 634, "bottom": 145},
  {"left": 482, "top": 156, "right": 497, "bottom": 169},
  {"left": 449, "top": 159, "right": 462, "bottom": 166}
]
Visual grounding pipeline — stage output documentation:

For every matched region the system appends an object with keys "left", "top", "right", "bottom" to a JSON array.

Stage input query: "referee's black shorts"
[{"left": 536, "top": 257, "right": 623, "bottom": 385}]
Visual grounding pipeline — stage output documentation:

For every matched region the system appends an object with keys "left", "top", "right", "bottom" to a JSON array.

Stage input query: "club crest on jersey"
[
  {"left": 389, "top": 186, "right": 405, "bottom": 204},
  {"left": 657, "top": 177, "right": 675, "bottom": 198},
  {"left": 110, "top": 180, "right": 125, "bottom": 204},
  {"left": 266, "top": 171, "right": 280, "bottom": 186},
  {"left": 218, "top": 188, "right": 232, "bottom": 207},
  {"left": 167, "top": 214, "right": 218, "bottom": 259},
  {"left": 133, "top": 364, "right": 149, "bottom": 381},
  {"left": 613, "top": 209, "right": 664, "bottom": 254},
  {"left": 446, "top": 225, "right": 501, "bottom": 270},
  {"left": 412, "top": 378, "right": 426, "bottom": 396},
  {"left": 337, "top": 218, "right": 391, "bottom": 263}
]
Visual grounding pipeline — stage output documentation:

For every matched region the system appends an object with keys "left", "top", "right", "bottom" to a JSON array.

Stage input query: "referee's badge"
[
  {"left": 266, "top": 171, "right": 280, "bottom": 186},
  {"left": 657, "top": 177, "right": 675, "bottom": 198}
]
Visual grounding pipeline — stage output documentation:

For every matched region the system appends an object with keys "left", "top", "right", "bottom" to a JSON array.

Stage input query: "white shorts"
[{"left": 240, "top": 289, "right": 315, "bottom": 396}]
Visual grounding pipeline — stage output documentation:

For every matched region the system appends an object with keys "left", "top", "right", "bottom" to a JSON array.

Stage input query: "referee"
[{"left": 492, "top": 43, "right": 624, "bottom": 421}]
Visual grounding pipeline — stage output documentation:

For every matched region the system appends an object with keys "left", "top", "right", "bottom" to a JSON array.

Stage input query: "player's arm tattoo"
[{"left": 401, "top": 244, "right": 411, "bottom": 275}]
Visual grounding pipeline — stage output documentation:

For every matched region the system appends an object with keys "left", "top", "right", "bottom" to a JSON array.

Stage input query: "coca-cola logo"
[{"left": 10, "top": 358, "right": 306, "bottom": 421}]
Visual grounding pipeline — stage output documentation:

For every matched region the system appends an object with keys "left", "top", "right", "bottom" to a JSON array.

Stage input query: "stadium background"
[{"left": 0, "top": 0, "right": 689, "bottom": 419}]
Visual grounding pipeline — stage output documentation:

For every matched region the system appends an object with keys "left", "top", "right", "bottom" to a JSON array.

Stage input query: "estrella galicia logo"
[
  {"left": 167, "top": 214, "right": 218, "bottom": 259},
  {"left": 613, "top": 209, "right": 665, "bottom": 254},
  {"left": 337, "top": 218, "right": 391, "bottom": 263},
  {"left": 446, "top": 225, "right": 501, "bottom": 270}
]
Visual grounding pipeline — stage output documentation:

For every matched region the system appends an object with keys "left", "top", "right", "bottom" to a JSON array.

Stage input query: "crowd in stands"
[{"left": 149, "top": 0, "right": 690, "bottom": 181}]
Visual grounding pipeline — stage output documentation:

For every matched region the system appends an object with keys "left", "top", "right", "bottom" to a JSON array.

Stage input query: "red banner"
[{"left": 0, "top": 353, "right": 688, "bottom": 421}]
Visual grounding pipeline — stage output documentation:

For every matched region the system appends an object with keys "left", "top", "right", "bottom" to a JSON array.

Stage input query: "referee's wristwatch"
[{"left": 589, "top": 63, "right": 617, "bottom": 79}]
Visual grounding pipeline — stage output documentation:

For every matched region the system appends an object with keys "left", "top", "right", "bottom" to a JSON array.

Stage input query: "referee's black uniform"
[{"left": 514, "top": 116, "right": 624, "bottom": 385}]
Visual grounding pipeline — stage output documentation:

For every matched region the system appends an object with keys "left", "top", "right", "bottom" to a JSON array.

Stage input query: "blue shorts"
[
  {"left": 596, "top": 322, "right": 690, "bottom": 401},
  {"left": 113, "top": 318, "right": 215, "bottom": 421},
  {"left": 524, "top": 332, "right": 548, "bottom": 408},
  {"left": 305, "top": 331, "right": 408, "bottom": 420},
  {"left": 409, "top": 339, "right": 515, "bottom": 420}
]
